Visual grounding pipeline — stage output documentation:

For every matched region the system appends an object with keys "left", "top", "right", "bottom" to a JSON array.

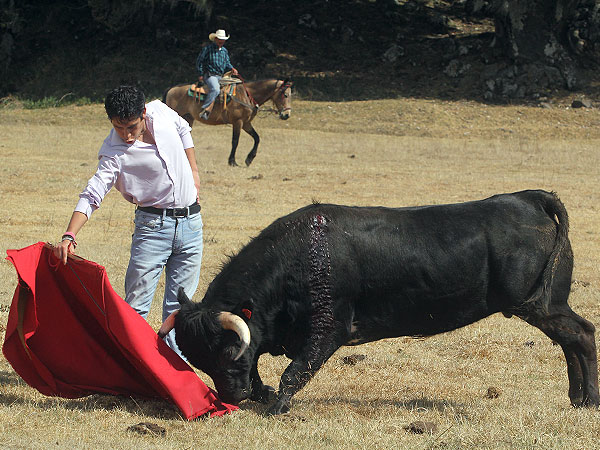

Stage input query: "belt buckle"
[{"left": 173, "top": 207, "right": 188, "bottom": 218}]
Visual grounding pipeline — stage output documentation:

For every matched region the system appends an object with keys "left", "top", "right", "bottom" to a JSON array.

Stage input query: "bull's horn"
[
  {"left": 158, "top": 310, "right": 179, "bottom": 338},
  {"left": 177, "top": 287, "right": 193, "bottom": 306},
  {"left": 219, "top": 311, "right": 250, "bottom": 361}
]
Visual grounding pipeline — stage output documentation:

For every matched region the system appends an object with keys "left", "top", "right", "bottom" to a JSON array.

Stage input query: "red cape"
[{"left": 3, "top": 242, "right": 237, "bottom": 419}]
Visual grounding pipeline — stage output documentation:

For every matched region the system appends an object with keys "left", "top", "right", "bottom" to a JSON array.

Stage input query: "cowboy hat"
[{"left": 209, "top": 29, "right": 230, "bottom": 41}]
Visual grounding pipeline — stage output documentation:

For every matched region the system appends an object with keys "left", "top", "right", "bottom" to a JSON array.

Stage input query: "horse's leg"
[
  {"left": 243, "top": 122, "right": 260, "bottom": 166},
  {"left": 228, "top": 119, "right": 243, "bottom": 167}
]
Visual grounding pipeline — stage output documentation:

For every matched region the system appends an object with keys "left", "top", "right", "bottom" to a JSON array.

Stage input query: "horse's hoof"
[
  {"left": 228, "top": 160, "right": 239, "bottom": 167},
  {"left": 245, "top": 153, "right": 256, "bottom": 166}
]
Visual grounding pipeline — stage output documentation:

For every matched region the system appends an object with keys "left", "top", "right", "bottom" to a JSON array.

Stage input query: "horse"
[{"left": 163, "top": 78, "right": 292, "bottom": 167}]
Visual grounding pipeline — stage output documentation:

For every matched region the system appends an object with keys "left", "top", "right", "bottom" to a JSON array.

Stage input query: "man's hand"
[
  {"left": 53, "top": 239, "right": 75, "bottom": 265},
  {"left": 192, "top": 171, "right": 201, "bottom": 204},
  {"left": 54, "top": 212, "right": 87, "bottom": 264}
]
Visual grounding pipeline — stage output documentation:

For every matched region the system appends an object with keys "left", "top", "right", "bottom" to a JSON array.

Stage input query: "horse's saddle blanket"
[
  {"left": 188, "top": 84, "right": 206, "bottom": 99},
  {"left": 187, "top": 76, "right": 242, "bottom": 99}
]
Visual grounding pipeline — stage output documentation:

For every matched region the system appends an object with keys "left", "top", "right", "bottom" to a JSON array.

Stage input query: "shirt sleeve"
[
  {"left": 224, "top": 49, "right": 233, "bottom": 71},
  {"left": 74, "top": 156, "right": 120, "bottom": 217},
  {"left": 196, "top": 47, "right": 207, "bottom": 74},
  {"left": 173, "top": 110, "right": 194, "bottom": 149},
  {"left": 181, "top": 132, "right": 194, "bottom": 150}
]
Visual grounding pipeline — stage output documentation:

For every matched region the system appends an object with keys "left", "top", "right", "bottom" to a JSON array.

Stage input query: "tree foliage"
[
  {"left": 1, "top": 0, "right": 598, "bottom": 100},
  {"left": 0, "top": 0, "right": 212, "bottom": 95},
  {"left": 87, "top": 0, "right": 210, "bottom": 33}
]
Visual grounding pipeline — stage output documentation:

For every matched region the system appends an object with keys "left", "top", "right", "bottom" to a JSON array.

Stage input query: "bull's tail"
[{"left": 538, "top": 191, "right": 570, "bottom": 311}]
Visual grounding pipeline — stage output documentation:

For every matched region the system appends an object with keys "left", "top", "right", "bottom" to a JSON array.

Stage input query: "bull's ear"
[
  {"left": 237, "top": 299, "right": 254, "bottom": 321},
  {"left": 177, "top": 287, "right": 193, "bottom": 306}
]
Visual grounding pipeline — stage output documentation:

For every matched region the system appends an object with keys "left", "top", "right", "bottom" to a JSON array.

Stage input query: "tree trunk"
[
  {"left": 471, "top": 0, "right": 600, "bottom": 97},
  {"left": 491, "top": 0, "right": 581, "bottom": 61}
]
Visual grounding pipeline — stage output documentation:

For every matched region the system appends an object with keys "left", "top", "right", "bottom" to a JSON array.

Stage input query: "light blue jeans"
[
  {"left": 202, "top": 73, "right": 222, "bottom": 109},
  {"left": 125, "top": 208, "right": 203, "bottom": 358}
]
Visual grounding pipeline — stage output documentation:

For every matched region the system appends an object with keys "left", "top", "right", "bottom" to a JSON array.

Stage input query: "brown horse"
[{"left": 163, "top": 78, "right": 292, "bottom": 166}]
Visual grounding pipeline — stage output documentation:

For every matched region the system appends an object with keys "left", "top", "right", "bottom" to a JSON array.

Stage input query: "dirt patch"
[
  {"left": 404, "top": 420, "right": 439, "bottom": 434},
  {"left": 126, "top": 422, "right": 167, "bottom": 437}
]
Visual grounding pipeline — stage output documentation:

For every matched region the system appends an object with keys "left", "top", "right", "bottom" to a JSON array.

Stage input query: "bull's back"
[
  {"left": 303, "top": 191, "right": 567, "bottom": 340},
  {"left": 216, "top": 191, "right": 567, "bottom": 341}
]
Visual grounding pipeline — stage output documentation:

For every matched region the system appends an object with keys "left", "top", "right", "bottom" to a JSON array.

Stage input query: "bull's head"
[{"left": 158, "top": 288, "right": 254, "bottom": 404}]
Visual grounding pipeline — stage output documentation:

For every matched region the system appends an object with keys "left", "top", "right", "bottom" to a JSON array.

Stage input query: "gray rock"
[
  {"left": 382, "top": 44, "right": 405, "bottom": 63},
  {"left": 571, "top": 98, "right": 593, "bottom": 108}
]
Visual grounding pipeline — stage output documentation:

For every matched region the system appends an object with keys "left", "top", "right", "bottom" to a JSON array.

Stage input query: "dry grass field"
[{"left": 1, "top": 96, "right": 600, "bottom": 449}]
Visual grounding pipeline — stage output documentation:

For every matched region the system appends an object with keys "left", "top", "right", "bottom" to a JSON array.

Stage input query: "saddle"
[
  {"left": 188, "top": 84, "right": 206, "bottom": 101},
  {"left": 220, "top": 73, "right": 242, "bottom": 86},
  {"left": 187, "top": 73, "right": 243, "bottom": 101}
]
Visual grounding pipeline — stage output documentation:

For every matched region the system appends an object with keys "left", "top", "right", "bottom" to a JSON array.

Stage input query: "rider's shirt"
[{"left": 196, "top": 42, "right": 233, "bottom": 76}]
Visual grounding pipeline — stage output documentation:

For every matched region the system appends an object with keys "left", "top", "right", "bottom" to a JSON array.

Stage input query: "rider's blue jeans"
[{"left": 202, "top": 74, "right": 222, "bottom": 109}]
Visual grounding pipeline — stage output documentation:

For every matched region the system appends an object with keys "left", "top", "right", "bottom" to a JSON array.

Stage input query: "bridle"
[
  {"left": 273, "top": 80, "right": 292, "bottom": 114},
  {"left": 234, "top": 76, "right": 292, "bottom": 114}
]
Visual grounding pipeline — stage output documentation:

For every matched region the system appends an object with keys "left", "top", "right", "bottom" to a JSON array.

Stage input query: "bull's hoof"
[
  {"left": 250, "top": 384, "right": 276, "bottom": 404},
  {"left": 573, "top": 395, "right": 600, "bottom": 408},
  {"left": 265, "top": 401, "right": 290, "bottom": 416}
]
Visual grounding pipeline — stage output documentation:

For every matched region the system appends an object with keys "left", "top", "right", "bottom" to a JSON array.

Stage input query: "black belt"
[{"left": 137, "top": 202, "right": 201, "bottom": 217}]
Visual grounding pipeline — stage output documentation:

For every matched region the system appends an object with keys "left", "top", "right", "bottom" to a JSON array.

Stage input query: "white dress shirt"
[{"left": 75, "top": 100, "right": 197, "bottom": 217}]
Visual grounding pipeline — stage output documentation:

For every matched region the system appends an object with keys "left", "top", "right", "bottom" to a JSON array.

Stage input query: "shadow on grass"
[
  {"left": 0, "top": 370, "right": 24, "bottom": 387},
  {"left": 0, "top": 391, "right": 185, "bottom": 420},
  {"left": 234, "top": 394, "right": 471, "bottom": 420},
  {"left": 0, "top": 370, "right": 186, "bottom": 420},
  {"left": 1, "top": 365, "right": 470, "bottom": 421}
]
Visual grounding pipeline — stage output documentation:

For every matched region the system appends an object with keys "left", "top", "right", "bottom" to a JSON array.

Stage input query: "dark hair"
[{"left": 104, "top": 86, "right": 145, "bottom": 121}]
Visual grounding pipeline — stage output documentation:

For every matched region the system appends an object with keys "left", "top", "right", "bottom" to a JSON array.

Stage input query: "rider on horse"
[{"left": 196, "top": 29, "right": 239, "bottom": 120}]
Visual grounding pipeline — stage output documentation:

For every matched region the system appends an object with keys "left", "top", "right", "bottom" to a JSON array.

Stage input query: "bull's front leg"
[
  {"left": 267, "top": 360, "right": 315, "bottom": 415},
  {"left": 266, "top": 340, "right": 340, "bottom": 415},
  {"left": 265, "top": 212, "right": 342, "bottom": 415},
  {"left": 249, "top": 362, "right": 276, "bottom": 404}
]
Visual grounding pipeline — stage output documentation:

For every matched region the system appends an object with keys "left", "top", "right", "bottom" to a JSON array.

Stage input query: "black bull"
[{"left": 160, "top": 190, "right": 599, "bottom": 415}]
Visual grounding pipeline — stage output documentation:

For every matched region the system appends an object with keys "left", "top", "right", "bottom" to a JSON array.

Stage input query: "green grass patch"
[{"left": 20, "top": 94, "right": 94, "bottom": 109}]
